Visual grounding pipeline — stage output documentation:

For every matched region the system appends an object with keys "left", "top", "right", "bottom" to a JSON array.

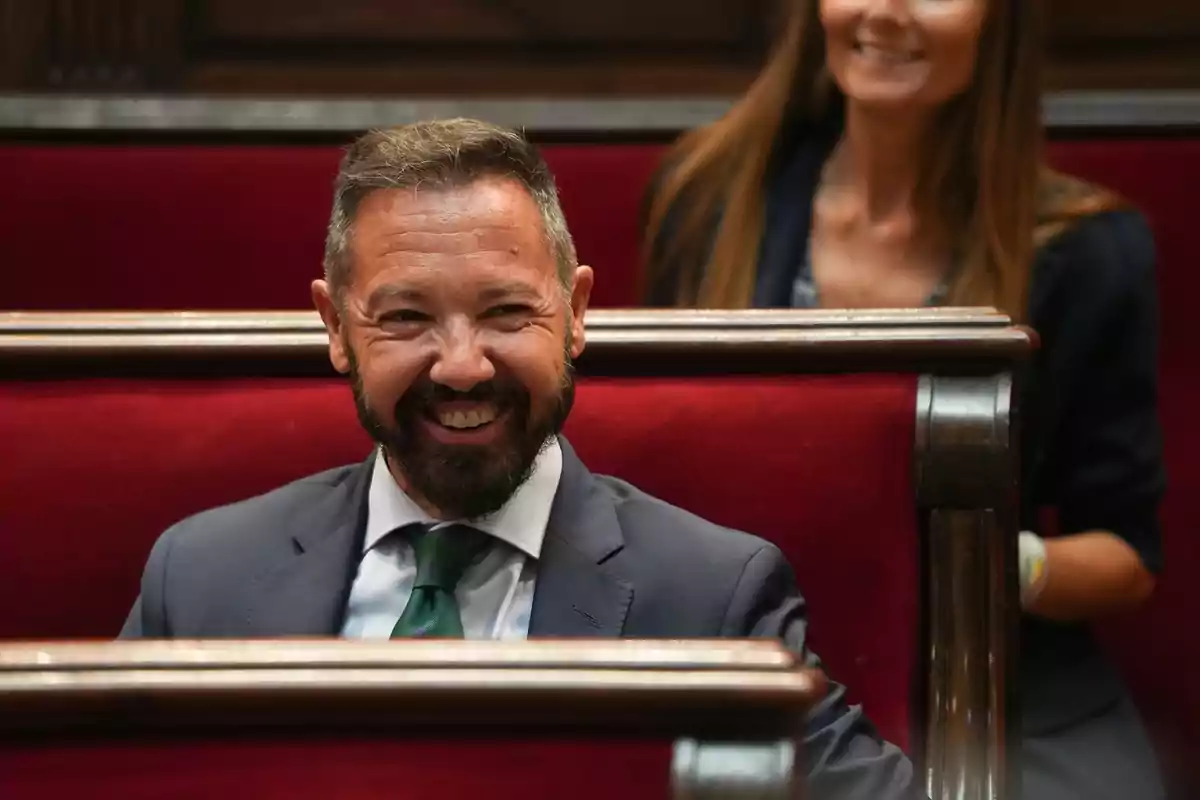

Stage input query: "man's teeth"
[{"left": 437, "top": 407, "right": 498, "bottom": 430}]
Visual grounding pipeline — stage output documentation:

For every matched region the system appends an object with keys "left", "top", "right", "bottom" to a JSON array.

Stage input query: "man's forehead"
[
  {"left": 367, "top": 226, "right": 525, "bottom": 258},
  {"left": 356, "top": 178, "right": 541, "bottom": 226},
  {"left": 350, "top": 181, "right": 553, "bottom": 264},
  {"left": 342, "top": 188, "right": 560, "bottom": 305}
]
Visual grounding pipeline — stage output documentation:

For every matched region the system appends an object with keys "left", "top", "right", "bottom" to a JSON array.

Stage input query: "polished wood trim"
[
  {"left": 0, "top": 309, "right": 1033, "bottom": 375},
  {"left": 0, "top": 639, "right": 821, "bottom": 736},
  {"left": 0, "top": 638, "right": 796, "bottom": 671},
  {"left": 1, "top": 91, "right": 1198, "bottom": 132},
  {"left": 0, "top": 307, "right": 1013, "bottom": 332},
  {"left": 915, "top": 375, "right": 1020, "bottom": 800}
]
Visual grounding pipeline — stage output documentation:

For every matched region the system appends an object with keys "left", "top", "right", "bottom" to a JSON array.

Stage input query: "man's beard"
[{"left": 347, "top": 348, "right": 575, "bottom": 520}]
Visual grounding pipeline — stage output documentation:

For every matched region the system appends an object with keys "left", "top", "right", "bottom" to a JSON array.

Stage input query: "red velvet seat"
[
  {"left": 2, "top": 139, "right": 1194, "bottom": 318},
  {"left": 3, "top": 736, "right": 673, "bottom": 800},
  {"left": 0, "top": 143, "right": 658, "bottom": 310}
]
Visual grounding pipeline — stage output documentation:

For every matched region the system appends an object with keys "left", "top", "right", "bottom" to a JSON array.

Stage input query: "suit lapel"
[
  {"left": 242, "top": 458, "right": 373, "bottom": 636},
  {"left": 240, "top": 444, "right": 631, "bottom": 639},
  {"left": 528, "top": 439, "right": 633, "bottom": 637}
]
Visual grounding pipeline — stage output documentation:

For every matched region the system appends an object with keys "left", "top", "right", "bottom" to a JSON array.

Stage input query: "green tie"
[{"left": 391, "top": 524, "right": 488, "bottom": 639}]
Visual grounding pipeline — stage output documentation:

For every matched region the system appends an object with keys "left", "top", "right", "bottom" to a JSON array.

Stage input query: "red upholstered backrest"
[
  {"left": 0, "top": 373, "right": 919, "bottom": 750},
  {"left": 1047, "top": 139, "right": 1200, "bottom": 793},
  {"left": 0, "top": 736, "right": 672, "bottom": 799},
  {"left": 0, "top": 143, "right": 659, "bottom": 311},
  {"left": 3, "top": 138, "right": 1192, "bottom": 322}
]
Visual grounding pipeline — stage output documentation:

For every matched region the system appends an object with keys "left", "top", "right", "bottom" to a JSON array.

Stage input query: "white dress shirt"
[{"left": 341, "top": 439, "right": 562, "bottom": 640}]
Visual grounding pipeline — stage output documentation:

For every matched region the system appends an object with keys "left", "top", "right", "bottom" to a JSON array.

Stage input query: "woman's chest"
[{"left": 802, "top": 207, "right": 951, "bottom": 309}]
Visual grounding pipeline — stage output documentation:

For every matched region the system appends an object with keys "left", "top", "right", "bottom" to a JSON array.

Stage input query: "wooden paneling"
[
  {"left": 0, "top": 0, "right": 44, "bottom": 89},
  {"left": 185, "top": 60, "right": 756, "bottom": 97},
  {"left": 2, "top": 0, "right": 1197, "bottom": 95},
  {"left": 185, "top": 0, "right": 768, "bottom": 95},
  {"left": 203, "top": 0, "right": 756, "bottom": 45},
  {"left": 1049, "top": 0, "right": 1200, "bottom": 41},
  {"left": 0, "top": 0, "right": 183, "bottom": 91},
  {"left": 1046, "top": 0, "right": 1200, "bottom": 90}
]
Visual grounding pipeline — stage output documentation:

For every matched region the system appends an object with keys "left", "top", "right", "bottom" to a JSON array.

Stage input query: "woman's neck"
[{"left": 831, "top": 102, "right": 931, "bottom": 223}]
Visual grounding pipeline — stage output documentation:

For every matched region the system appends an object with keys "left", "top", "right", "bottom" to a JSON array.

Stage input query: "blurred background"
[{"left": 0, "top": 0, "right": 1196, "bottom": 133}]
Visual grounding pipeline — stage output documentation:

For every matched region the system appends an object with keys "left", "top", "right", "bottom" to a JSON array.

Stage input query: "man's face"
[{"left": 313, "top": 177, "right": 593, "bottom": 519}]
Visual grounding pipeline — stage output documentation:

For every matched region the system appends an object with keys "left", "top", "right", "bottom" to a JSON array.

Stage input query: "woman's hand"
[{"left": 1022, "top": 530, "right": 1157, "bottom": 621}]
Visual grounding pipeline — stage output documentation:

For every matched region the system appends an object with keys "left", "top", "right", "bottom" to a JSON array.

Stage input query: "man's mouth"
[
  {"left": 420, "top": 401, "right": 508, "bottom": 446},
  {"left": 433, "top": 404, "right": 499, "bottom": 431},
  {"left": 417, "top": 396, "right": 510, "bottom": 440}
]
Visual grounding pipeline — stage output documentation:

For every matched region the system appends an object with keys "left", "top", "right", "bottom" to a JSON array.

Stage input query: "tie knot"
[{"left": 410, "top": 524, "right": 488, "bottom": 592}]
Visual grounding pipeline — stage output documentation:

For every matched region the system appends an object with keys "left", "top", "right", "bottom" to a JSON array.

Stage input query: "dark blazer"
[
  {"left": 701, "top": 124, "right": 1166, "bottom": 737},
  {"left": 121, "top": 438, "right": 921, "bottom": 799}
]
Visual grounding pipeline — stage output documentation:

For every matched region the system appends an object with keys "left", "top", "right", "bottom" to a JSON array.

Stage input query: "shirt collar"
[{"left": 363, "top": 438, "right": 563, "bottom": 560}]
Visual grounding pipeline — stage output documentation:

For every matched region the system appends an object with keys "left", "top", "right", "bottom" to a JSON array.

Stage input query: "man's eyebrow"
[
  {"left": 478, "top": 282, "right": 543, "bottom": 303},
  {"left": 365, "top": 285, "right": 426, "bottom": 311}
]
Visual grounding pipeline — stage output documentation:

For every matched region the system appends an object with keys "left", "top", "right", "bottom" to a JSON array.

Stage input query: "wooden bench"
[
  {"left": 0, "top": 308, "right": 1031, "bottom": 800},
  {"left": 0, "top": 639, "right": 820, "bottom": 799}
]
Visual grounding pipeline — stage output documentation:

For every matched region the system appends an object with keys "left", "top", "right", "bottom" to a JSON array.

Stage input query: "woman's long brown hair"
[{"left": 641, "top": 0, "right": 1120, "bottom": 320}]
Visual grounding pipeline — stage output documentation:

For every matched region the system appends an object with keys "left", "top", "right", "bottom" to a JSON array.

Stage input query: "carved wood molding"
[
  {"left": 0, "top": 639, "right": 819, "bottom": 734},
  {"left": 0, "top": 308, "right": 1032, "bottom": 377},
  {"left": 916, "top": 375, "right": 1021, "bottom": 800},
  {"left": 3, "top": 0, "right": 1197, "bottom": 94},
  {"left": 2, "top": 92, "right": 1199, "bottom": 135}
]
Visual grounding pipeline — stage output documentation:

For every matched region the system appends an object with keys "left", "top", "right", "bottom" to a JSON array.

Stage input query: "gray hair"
[{"left": 323, "top": 118, "right": 577, "bottom": 296}]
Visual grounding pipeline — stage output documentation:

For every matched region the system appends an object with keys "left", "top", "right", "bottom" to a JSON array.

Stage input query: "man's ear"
[
  {"left": 312, "top": 279, "right": 351, "bottom": 374},
  {"left": 567, "top": 265, "right": 593, "bottom": 360}
]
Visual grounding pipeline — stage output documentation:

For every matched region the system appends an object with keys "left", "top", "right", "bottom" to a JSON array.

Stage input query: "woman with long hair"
[{"left": 643, "top": 2, "right": 1166, "bottom": 798}]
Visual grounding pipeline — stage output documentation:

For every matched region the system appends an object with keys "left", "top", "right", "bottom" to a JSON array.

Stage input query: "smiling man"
[{"left": 120, "top": 119, "right": 920, "bottom": 798}]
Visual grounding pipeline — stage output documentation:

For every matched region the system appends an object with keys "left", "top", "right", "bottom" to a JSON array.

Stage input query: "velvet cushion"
[
  {"left": 0, "top": 374, "right": 918, "bottom": 751},
  {"left": 0, "top": 737, "right": 671, "bottom": 799},
  {"left": 3, "top": 139, "right": 1192, "bottom": 316},
  {"left": 0, "top": 143, "right": 660, "bottom": 311}
]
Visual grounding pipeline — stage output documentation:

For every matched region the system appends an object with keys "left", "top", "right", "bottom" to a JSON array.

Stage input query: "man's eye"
[{"left": 379, "top": 310, "right": 429, "bottom": 324}]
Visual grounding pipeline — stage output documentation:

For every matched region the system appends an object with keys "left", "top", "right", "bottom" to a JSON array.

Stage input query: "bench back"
[
  {"left": 0, "top": 308, "right": 1028, "bottom": 800},
  {"left": 1, "top": 136, "right": 1195, "bottom": 312},
  {"left": 0, "top": 639, "right": 816, "bottom": 800}
]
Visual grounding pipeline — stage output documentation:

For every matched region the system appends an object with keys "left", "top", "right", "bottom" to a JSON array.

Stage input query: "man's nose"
[{"left": 428, "top": 327, "right": 496, "bottom": 392}]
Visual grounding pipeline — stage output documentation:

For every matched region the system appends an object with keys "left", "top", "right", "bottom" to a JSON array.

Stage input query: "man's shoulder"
[
  {"left": 126, "top": 462, "right": 369, "bottom": 638},
  {"left": 582, "top": 472, "right": 795, "bottom": 641},
  {"left": 593, "top": 474, "right": 776, "bottom": 562},
  {"left": 162, "top": 464, "right": 362, "bottom": 552}
]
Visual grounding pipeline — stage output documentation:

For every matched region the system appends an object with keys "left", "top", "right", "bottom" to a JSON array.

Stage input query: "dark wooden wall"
[
  {"left": 1046, "top": 0, "right": 1200, "bottom": 90},
  {"left": 1, "top": 0, "right": 1196, "bottom": 95}
]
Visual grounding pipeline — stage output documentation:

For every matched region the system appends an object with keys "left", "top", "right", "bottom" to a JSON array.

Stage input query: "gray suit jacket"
[{"left": 121, "top": 438, "right": 920, "bottom": 798}]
